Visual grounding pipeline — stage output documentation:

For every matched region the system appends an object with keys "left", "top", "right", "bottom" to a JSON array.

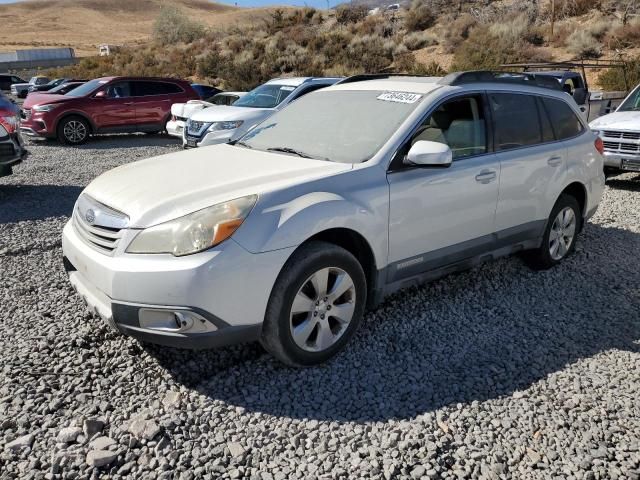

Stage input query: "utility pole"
[{"left": 550, "top": 0, "right": 555, "bottom": 37}]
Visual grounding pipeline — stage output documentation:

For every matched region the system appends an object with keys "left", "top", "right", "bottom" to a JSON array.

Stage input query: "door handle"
[
  {"left": 475, "top": 170, "right": 497, "bottom": 183},
  {"left": 547, "top": 156, "right": 562, "bottom": 166}
]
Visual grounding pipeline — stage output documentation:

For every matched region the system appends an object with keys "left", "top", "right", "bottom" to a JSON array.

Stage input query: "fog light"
[{"left": 138, "top": 309, "right": 217, "bottom": 334}]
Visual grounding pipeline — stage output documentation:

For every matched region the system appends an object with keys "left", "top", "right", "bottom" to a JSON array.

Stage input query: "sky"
[{"left": 0, "top": 0, "right": 347, "bottom": 6}]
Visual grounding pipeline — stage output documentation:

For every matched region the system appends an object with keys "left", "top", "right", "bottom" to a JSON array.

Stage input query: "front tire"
[
  {"left": 57, "top": 116, "right": 90, "bottom": 145},
  {"left": 261, "top": 241, "right": 367, "bottom": 367},
  {"left": 524, "top": 194, "right": 581, "bottom": 270}
]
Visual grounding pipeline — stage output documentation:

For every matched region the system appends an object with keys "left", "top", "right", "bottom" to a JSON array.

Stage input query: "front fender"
[{"left": 233, "top": 170, "right": 389, "bottom": 270}]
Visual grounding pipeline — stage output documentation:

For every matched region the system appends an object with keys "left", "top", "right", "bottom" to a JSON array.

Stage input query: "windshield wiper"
[
  {"left": 267, "top": 147, "right": 314, "bottom": 158},
  {"left": 232, "top": 140, "right": 253, "bottom": 149}
]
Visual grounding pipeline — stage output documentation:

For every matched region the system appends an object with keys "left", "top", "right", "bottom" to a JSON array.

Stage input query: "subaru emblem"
[{"left": 85, "top": 209, "right": 96, "bottom": 225}]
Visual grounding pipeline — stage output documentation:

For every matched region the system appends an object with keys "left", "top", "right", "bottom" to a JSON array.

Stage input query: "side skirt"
[{"left": 370, "top": 220, "right": 545, "bottom": 307}]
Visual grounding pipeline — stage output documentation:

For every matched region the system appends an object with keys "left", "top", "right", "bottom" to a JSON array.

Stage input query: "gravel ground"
[{"left": 1, "top": 135, "right": 639, "bottom": 480}]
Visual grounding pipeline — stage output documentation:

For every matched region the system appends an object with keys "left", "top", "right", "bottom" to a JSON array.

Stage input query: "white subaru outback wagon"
[{"left": 62, "top": 72, "right": 605, "bottom": 366}]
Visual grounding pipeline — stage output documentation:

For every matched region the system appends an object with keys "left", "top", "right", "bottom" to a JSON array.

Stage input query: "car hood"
[
  {"left": 83, "top": 144, "right": 352, "bottom": 228},
  {"left": 590, "top": 111, "right": 640, "bottom": 130},
  {"left": 189, "top": 105, "right": 273, "bottom": 123},
  {"left": 171, "top": 101, "right": 213, "bottom": 118},
  {"left": 23, "top": 93, "right": 73, "bottom": 109}
]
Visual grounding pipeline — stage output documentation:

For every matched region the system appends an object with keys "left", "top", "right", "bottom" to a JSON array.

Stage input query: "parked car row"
[
  {"left": 0, "top": 91, "right": 27, "bottom": 178},
  {"left": 61, "top": 71, "right": 606, "bottom": 366},
  {"left": 166, "top": 91, "right": 246, "bottom": 138}
]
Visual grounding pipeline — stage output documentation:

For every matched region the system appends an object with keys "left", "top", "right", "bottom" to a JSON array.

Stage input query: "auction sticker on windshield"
[{"left": 377, "top": 92, "right": 422, "bottom": 104}]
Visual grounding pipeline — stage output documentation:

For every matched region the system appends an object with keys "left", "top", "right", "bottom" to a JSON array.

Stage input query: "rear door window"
[
  {"left": 489, "top": 93, "right": 542, "bottom": 151},
  {"left": 541, "top": 97, "right": 584, "bottom": 140},
  {"left": 132, "top": 81, "right": 182, "bottom": 96}
]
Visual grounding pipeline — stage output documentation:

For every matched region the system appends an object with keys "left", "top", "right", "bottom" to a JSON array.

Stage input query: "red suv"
[{"left": 20, "top": 77, "right": 199, "bottom": 145}]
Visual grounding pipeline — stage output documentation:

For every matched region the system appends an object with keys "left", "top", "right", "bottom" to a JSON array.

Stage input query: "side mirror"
[
  {"left": 405, "top": 140, "right": 452, "bottom": 167},
  {"left": 94, "top": 90, "right": 107, "bottom": 99},
  {"left": 573, "top": 87, "right": 587, "bottom": 105}
]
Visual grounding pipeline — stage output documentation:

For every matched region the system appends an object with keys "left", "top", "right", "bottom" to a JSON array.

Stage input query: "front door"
[
  {"left": 91, "top": 81, "right": 135, "bottom": 130},
  {"left": 387, "top": 93, "right": 500, "bottom": 283}
]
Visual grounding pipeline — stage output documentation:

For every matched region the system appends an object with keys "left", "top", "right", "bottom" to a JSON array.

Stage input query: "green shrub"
[
  {"left": 599, "top": 58, "right": 640, "bottom": 91},
  {"left": 443, "top": 13, "right": 476, "bottom": 53},
  {"left": 403, "top": 31, "right": 437, "bottom": 50},
  {"left": 153, "top": 6, "right": 206, "bottom": 45},
  {"left": 405, "top": 2, "right": 436, "bottom": 32},
  {"left": 335, "top": 4, "right": 368, "bottom": 25},
  {"left": 452, "top": 26, "right": 550, "bottom": 70},
  {"left": 346, "top": 35, "right": 394, "bottom": 73},
  {"left": 566, "top": 30, "right": 602, "bottom": 58}
]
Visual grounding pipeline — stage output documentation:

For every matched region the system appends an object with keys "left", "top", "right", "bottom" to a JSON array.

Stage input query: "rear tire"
[
  {"left": 524, "top": 194, "right": 581, "bottom": 270},
  {"left": 57, "top": 116, "right": 90, "bottom": 145},
  {"left": 261, "top": 241, "right": 367, "bottom": 367}
]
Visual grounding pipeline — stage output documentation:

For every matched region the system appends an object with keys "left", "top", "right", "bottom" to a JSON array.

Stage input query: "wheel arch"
[
  {"left": 294, "top": 228, "right": 379, "bottom": 309},
  {"left": 560, "top": 181, "right": 587, "bottom": 217},
  {"left": 54, "top": 111, "right": 96, "bottom": 134}
]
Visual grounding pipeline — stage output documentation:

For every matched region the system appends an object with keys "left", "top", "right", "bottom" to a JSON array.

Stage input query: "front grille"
[
  {"left": 72, "top": 195, "right": 128, "bottom": 255},
  {"left": 21, "top": 109, "right": 31, "bottom": 120},
  {"left": 73, "top": 210, "right": 123, "bottom": 253},
  {"left": 603, "top": 130, "right": 640, "bottom": 140},
  {"left": 603, "top": 141, "right": 640, "bottom": 153},
  {"left": 0, "top": 143, "right": 15, "bottom": 158},
  {"left": 622, "top": 158, "right": 640, "bottom": 170}
]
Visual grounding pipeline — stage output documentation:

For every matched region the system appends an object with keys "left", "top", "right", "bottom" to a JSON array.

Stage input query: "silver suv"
[{"left": 62, "top": 72, "right": 605, "bottom": 366}]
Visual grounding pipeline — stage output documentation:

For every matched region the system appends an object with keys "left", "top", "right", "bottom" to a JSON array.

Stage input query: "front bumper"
[
  {"left": 0, "top": 132, "right": 29, "bottom": 174},
  {"left": 20, "top": 111, "right": 55, "bottom": 138},
  {"left": 183, "top": 129, "right": 235, "bottom": 148},
  {"left": 602, "top": 151, "right": 640, "bottom": 172},
  {"left": 62, "top": 220, "right": 295, "bottom": 349},
  {"left": 166, "top": 119, "right": 185, "bottom": 138}
]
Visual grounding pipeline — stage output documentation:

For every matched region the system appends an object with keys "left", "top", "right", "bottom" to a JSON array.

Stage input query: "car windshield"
[
  {"left": 618, "top": 85, "right": 640, "bottom": 111},
  {"left": 232, "top": 84, "right": 296, "bottom": 109},
  {"left": 238, "top": 90, "right": 424, "bottom": 164},
  {"left": 64, "top": 79, "right": 106, "bottom": 97}
]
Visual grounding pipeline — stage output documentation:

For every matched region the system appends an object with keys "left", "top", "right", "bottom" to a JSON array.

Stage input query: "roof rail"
[
  {"left": 336, "top": 73, "right": 437, "bottom": 85},
  {"left": 438, "top": 71, "right": 562, "bottom": 91}
]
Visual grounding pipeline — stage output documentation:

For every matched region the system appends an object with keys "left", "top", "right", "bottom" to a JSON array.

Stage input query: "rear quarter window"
[{"left": 541, "top": 97, "right": 584, "bottom": 140}]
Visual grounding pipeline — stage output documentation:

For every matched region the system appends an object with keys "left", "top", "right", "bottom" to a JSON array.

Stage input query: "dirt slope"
[{"left": 0, "top": 0, "right": 275, "bottom": 56}]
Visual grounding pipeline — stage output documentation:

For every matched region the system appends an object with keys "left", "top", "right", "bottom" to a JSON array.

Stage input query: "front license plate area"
[{"left": 622, "top": 159, "right": 640, "bottom": 171}]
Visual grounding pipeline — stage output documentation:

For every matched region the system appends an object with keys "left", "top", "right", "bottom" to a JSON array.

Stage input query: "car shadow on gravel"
[
  {"left": 0, "top": 184, "right": 82, "bottom": 223},
  {"left": 606, "top": 175, "right": 640, "bottom": 192},
  {"left": 146, "top": 222, "right": 640, "bottom": 422}
]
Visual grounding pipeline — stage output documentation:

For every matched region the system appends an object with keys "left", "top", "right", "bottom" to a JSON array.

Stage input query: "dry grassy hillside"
[{"left": 0, "top": 0, "right": 277, "bottom": 56}]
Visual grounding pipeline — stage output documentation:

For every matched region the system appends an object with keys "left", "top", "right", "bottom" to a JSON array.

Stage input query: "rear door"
[
  {"left": 490, "top": 92, "right": 567, "bottom": 237},
  {"left": 131, "top": 81, "right": 177, "bottom": 128},
  {"left": 90, "top": 81, "right": 135, "bottom": 130}
]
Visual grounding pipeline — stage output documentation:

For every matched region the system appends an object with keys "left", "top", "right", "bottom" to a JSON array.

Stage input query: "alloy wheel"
[
  {"left": 64, "top": 120, "right": 87, "bottom": 143},
  {"left": 289, "top": 267, "right": 356, "bottom": 353},
  {"left": 549, "top": 206, "right": 576, "bottom": 261}
]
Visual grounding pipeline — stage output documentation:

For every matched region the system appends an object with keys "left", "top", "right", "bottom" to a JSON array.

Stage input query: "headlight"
[
  {"left": 208, "top": 120, "right": 243, "bottom": 132},
  {"left": 33, "top": 104, "right": 58, "bottom": 112},
  {"left": 126, "top": 195, "right": 257, "bottom": 256}
]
